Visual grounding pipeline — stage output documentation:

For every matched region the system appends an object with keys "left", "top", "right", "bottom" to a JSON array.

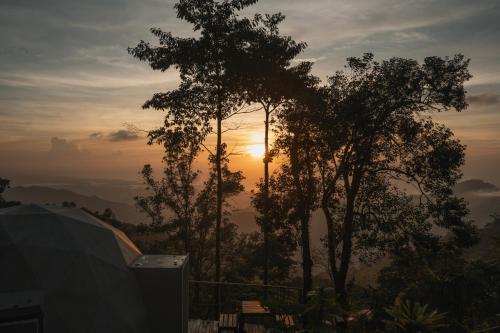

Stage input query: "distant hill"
[
  {"left": 4, "top": 186, "right": 145, "bottom": 224},
  {"left": 9, "top": 177, "right": 144, "bottom": 205},
  {"left": 209, "top": 179, "right": 500, "bottom": 245},
  {"left": 454, "top": 179, "right": 500, "bottom": 227},
  {"left": 4, "top": 178, "right": 499, "bottom": 241},
  {"left": 455, "top": 179, "right": 499, "bottom": 194}
]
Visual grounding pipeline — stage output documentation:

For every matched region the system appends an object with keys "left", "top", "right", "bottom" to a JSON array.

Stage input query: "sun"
[
  {"left": 247, "top": 143, "right": 265, "bottom": 158},
  {"left": 246, "top": 132, "right": 267, "bottom": 158}
]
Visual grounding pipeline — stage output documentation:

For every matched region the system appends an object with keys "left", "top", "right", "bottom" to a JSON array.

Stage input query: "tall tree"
[
  {"left": 129, "top": 0, "right": 265, "bottom": 296},
  {"left": 313, "top": 53, "right": 472, "bottom": 300},
  {"left": 251, "top": 171, "right": 299, "bottom": 284},
  {"left": 273, "top": 101, "right": 320, "bottom": 299},
  {"left": 242, "top": 12, "right": 316, "bottom": 285}
]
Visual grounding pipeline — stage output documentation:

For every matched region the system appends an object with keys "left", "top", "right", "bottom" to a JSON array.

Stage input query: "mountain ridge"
[{"left": 4, "top": 186, "right": 145, "bottom": 224}]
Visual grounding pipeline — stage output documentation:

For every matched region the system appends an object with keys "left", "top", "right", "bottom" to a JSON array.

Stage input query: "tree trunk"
[
  {"left": 263, "top": 107, "right": 270, "bottom": 286},
  {"left": 290, "top": 134, "right": 313, "bottom": 300},
  {"left": 215, "top": 111, "right": 223, "bottom": 313},
  {"left": 322, "top": 203, "right": 337, "bottom": 283},
  {"left": 184, "top": 198, "right": 190, "bottom": 254},
  {"left": 300, "top": 212, "right": 313, "bottom": 301},
  {"left": 335, "top": 170, "right": 362, "bottom": 302}
]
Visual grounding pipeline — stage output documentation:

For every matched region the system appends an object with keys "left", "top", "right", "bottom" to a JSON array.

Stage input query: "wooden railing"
[{"left": 189, "top": 280, "right": 303, "bottom": 320}]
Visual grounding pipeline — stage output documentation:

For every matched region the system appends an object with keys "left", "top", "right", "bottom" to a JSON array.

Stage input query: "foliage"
[
  {"left": 127, "top": 3, "right": 492, "bottom": 328},
  {"left": 0, "top": 178, "right": 9, "bottom": 196},
  {"left": 251, "top": 176, "right": 299, "bottom": 283},
  {"left": 244, "top": 14, "right": 316, "bottom": 284},
  {"left": 384, "top": 297, "right": 447, "bottom": 333},
  {"left": 0, "top": 178, "right": 20, "bottom": 208},
  {"left": 375, "top": 235, "right": 500, "bottom": 332},
  {"left": 303, "top": 53, "right": 473, "bottom": 299},
  {"left": 272, "top": 100, "right": 322, "bottom": 299},
  {"left": 134, "top": 138, "right": 244, "bottom": 282},
  {"left": 491, "top": 237, "right": 500, "bottom": 267},
  {"left": 128, "top": 0, "right": 294, "bottom": 287},
  {"left": 302, "top": 288, "right": 346, "bottom": 330}
]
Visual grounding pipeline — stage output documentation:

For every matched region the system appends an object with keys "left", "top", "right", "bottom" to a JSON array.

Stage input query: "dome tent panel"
[
  {"left": 0, "top": 204, "right": 149, "bottom": 333},
  {"left": 60, "top": 216, "right": 129, "bottom": 270},
  {"left": 0, "top": 244, "right": 39, "bottom": 292},
  {"left": 1, "top": 212, "right": 81, "bottom": 252}
]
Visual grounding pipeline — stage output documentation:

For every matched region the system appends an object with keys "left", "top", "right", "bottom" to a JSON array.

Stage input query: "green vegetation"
[{"left": 384, "top": 297, "right": 447, "bottom": 333}]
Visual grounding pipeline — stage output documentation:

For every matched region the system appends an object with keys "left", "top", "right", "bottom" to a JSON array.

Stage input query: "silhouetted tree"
[
  {"left": 313, "top": 53, "right": 473, "bottom": 300},
  {"left": 83, "top": 207, "right": 128, "bottom": 230},
  {"left": 191, "top": 144, "right": 245, "bottom": 283},
  {"left": 0, "top": 178, "right": 9, "bottom": 196},
  {"left": 0, "top": 178, "right": 20, "bottom": 208},
  {"left": 135, "top": 130, "right": 244, "bottom": 288},
  {"left": 242, "top": 12, "right": 317, "bottom": 285},
  {"left": 273, "top": 101, "right": 320, "bottom": 300},
  {"left": 129, "top": 0, "right": 278, "bottom": 296},
  {"left": 135, "top": 125, "right": 202, "bottom": 252},
  {"left": 251, "top": 174, "right": 298, "bottom": 283}
]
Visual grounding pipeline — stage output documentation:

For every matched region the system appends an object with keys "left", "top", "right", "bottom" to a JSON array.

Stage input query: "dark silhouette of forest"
[{"left": 3, "top": 0, "right": 499, "bottom": 332}]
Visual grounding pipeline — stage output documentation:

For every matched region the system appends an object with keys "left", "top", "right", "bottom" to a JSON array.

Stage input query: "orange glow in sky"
[
  {"left": 246, "top": 132, "right": 266, "bottom": 158},
  {"left": 247, "top": 144, "right": 265, "bottom": 158}
]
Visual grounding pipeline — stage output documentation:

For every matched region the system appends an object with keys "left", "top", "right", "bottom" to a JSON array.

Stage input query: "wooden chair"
[{"left": 218, "top": 313, "right": 238, "bottom": 332}]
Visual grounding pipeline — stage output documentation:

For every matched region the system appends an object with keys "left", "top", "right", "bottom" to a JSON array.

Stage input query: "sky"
[{"left": 0, "top": 0, "right": 499, "bottom": 188}]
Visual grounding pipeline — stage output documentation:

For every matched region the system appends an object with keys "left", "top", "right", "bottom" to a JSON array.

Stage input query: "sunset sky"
[{"left": 1, "top": 0, "right": 499, "bottom": 188}]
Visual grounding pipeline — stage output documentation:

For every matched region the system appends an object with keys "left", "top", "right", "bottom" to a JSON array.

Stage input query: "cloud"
[
  {"left": 293, "top": 56, "right": 326, "bottom": 63},
  {"left": 476, "top": 191, "right": 500, "bottom": 198},
  {"left": 48, "top": 137, "right": 91, "bottom": 158},
  {"left": 89, "top": 132, "right": 103, "bottom": 139},
  {"left": 392, "top": 31, "right": 431, "bottom": 43},
  {"left": 467, "top": 93, "right": 499, "bottom": 106},
  {"left": 108, "top": 129, "right": 141, "bottom": 142}
]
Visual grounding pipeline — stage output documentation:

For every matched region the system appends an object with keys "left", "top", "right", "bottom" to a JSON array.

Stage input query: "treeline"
[
  {"left": 126, "top": 0, "right": 500, "bottom": 331},
  {"left": 0, "top": 178, "right": 20, "bottom": 208}
]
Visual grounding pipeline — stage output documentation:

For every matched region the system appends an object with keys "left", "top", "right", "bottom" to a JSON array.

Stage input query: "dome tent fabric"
[{"left": 0, "top": 204, "right": 150, "bottom": 333}]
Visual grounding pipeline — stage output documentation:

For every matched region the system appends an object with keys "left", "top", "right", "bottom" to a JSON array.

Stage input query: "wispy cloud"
[
  {"left": 89, "top": 132, "right": 103, "bottom": 139},
  {"left": 48, "top": 137, "right": 91, "bottom": 158},
  {"left": 108, "top": 129, "right": 141, "bottom": 142},
  {"left": 468, "top": 93, "right": 499, "bottom": 106},
  {"left": 293, "top": 56, "right": 326, "bottom": 63},
  {"left": 0, "top": 70, "right": 179, "bottom": 90}
]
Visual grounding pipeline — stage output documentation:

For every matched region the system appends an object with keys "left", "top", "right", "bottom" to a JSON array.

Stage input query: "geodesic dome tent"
[{"left": 0, "top": 204, "right": 150, "bottom": 333}]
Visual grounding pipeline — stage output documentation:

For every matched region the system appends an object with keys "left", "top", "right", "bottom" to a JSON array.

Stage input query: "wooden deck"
[{"left": 188, "top": 319, "right": 266, "bottom": 333}]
